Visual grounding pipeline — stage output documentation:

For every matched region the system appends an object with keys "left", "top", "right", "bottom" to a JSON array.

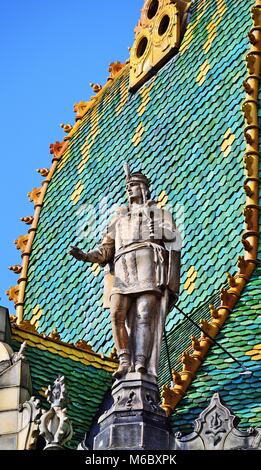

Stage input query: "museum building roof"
[{"left": 6, "top": 0, "right": 260, "bottom": 447}]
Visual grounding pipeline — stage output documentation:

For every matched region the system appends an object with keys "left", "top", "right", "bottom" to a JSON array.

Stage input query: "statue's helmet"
[{"left": 124, "top": 163, "right": 151, "bottom": 201}]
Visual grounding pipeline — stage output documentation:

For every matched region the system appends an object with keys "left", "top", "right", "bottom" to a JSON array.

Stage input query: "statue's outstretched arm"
[{"left": 70, "top": 233, "right": 115, "bottom": 266}]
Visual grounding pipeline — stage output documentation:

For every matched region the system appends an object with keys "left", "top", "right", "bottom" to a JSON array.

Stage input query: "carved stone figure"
[
  {"left": 70, "top": 164, "right": 181, "bottom": 379},
  {"left": 39, "top": 375, "right": 73, "bottom": 450},
  {"left": 174, "top": 393, "right": 261, "bottom": 450}
]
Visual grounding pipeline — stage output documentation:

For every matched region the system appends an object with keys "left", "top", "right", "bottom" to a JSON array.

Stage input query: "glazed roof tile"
[{"left": 9, "top": 0, "right": 260, "bottom": 444}]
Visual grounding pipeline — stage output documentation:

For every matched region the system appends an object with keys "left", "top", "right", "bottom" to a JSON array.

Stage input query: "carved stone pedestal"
[{"left": 93, "top": 372, "right": 171, "bottom": 450}]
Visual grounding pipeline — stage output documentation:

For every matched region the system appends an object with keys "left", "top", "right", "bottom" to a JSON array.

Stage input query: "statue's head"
[{"left": 124, "top": 163, "right": 151, "bottom": 204}]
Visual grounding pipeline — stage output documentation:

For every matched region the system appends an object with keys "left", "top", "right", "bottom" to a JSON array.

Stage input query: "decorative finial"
[
  {"left": 12, "top": 341, "right": 27, "bottom": 363},
  {"left": 109, "top": 346, "right": 118, "bottom": 361},
  {"left": 243, "top": 206, "right": 254, "bottom": 230},
  {"left": 49, "top": 327, "right": 61, "bottom": 342},
  {"left": 90, "top": 83, "right": 102, "bottom": 93},
  {"left": 243, "top": 154, "right": 254, "bottom": 176},
  {"left": 243, "top": 79, "right": 254, "bottom": 94},
  {"left": 171, "top": 368, "right": 182, "bottom": 385},
  {"left": 6, "top": 285, "right": 20, "bottom": 303},
  {"left": 9, "top": 265, "right": 22, "bottom": 274},
  {"left": 37, "top": 168, "right": 49, "bottom": 177},
  {"left": 108, "top": 62, "right": 125, "bottom": 80},
  {"left": 60, "top": 123, "right": 73, "bottom": 134},
  {"left": 191, "top": 335, "right": 200, "bottom": 351},
  {"left": 209, "top": 304, "right": 219, "bottom": 319},
  {"left": 28, "top": 187, "right": 42, "bottom": 206},
  {"left": 14, "top": 234, "right": 29, "bottom": 253},
  {"left": 243, "top": 181, "right": 254, "bottom": 197},
  {"left": 20, "top": 216, "right": 34, "bottom": 225},
  {"left": 237, "top": 256, "right": 248, "bottom": 275},
  {"left": 75, "top": 339, "right": 93, "bottom": 352},
  {"left": 46, "top": 375, "right": 69, "bottom": 408},
  {"left": 226, "top": 272, "right": 237, "bottom": 288},
  {"left": 220, "top": 288, "right": 231, "bottom": 307},
  {"left": 39, "top": 375, "right": 73, "bottom": 450}
]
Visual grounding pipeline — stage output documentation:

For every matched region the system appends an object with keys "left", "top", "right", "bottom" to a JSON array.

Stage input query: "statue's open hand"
[{"left": 69, "top": 246, "right": 86, "bottom": 261}]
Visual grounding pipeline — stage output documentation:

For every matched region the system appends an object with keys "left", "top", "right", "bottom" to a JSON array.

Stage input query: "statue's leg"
[
  {"left": 135, "top": 293, "right": 159, "bottom": 373},
  {"left": 110, "top": 293, "right": 132, "bottom": 378}
]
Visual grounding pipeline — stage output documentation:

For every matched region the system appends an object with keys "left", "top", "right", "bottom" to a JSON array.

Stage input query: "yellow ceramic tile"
[
  {"left": 92, "top": 263, "right": 101, "bottom": 276},
  {"left": 196, "top": 59, "right": 210, "bottom": 86},
  {"left": 116, "top": 78, "right": 129, "bottom": 116},
  {"left": 184, "top": 278, "right": 191, "bottom": 290},
  {"left": 157, "top": 190, "right": 168, "bottom": 208},
  {"left": 245, "top": 344, "right": 261, "bottom": 359},
  {"left": 71, "top": 181, "right": 84, "bottom": 205},
  {"left": 30, "top": 305, "right": 43, "bottom": 327},
  {"left": 184, "top": 266, "right": 197, "bottom": 292},
  {"left": 203, "top": 21, "right": 217, "bottom": 53},
  {"left": 187, "top": 265, "right": 196, "bottom": 278},
  {"left": 132, "top": 122, "right": 145, "bottom": 146},
  {"left": 187, "top": 283, "right": 196, "bottom": 294},
  {"left": 138, "top": 81, "right": 154, "bottom": 117},
  {"left": 190, "top": 270, "right": 198, "bottom": 284},
  {"left": 77, "top": 106, "right": 102, "bottom": 174},
  {"left": 221, "top": 128, "right": 235, "bottom": 156},
  {"left": 78, "top": 138, "right": 93, "bottom": 173},
  {"left": 38, "top": 387, "right": 47, "bottom": 398},
  {"left": 56, "top": 146, "right": 72, "bottom": 173}
]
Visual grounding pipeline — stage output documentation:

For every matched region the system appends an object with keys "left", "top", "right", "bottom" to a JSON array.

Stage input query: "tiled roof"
[
  {"left": 8, "top": 0, "right": 260, "bottom": 444},
  {"left": 169, "top": 263, "right": 261, "bottom": 433},
  {"left": 22, "top": 0, "right": 251, "bottom": 357}
]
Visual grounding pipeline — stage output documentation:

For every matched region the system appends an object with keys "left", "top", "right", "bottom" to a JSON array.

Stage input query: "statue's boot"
[
  {"left": 135, "top": 355, "right": 147, "bottom": 374},
  {"left": 113, "top": 351, "right": 131, "bottom": 379}
]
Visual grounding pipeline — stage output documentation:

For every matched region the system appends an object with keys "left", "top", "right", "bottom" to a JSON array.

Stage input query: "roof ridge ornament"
[{"left": 129, "top": 0, "right": 191, "bottom": 91}]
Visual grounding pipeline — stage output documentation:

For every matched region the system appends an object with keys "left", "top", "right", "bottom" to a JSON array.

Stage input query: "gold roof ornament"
[
  {"left": 27, "top": 187, "right": 42, "bottom": 206},
  {"left": 108, "top": 62, "right": 125, "bottom": 80},
  {"left": 6, "top": 285, "right": 20, "bottom": 304},
  {"left": 49, "top": 140, "right": 68, "bottom": 161},
  {"left": 20, "top": 216, "right": 34, "bottom": 225},
  {"left": 37, "top": 168, "right": 50, "bottom": 177},
  {"left": 9, "top": 265, "right": 22, "bottom": 274},
  {"left": 60, "top": 123, "right": 73, "bottom": 134},
  {"left": 14, "top": 234, "right": 30, "bottom": 253},
  {"left": 90, "top": 83, "right": 102, "bottom": 93},
  {"left": 75, "top": 339, "right": 94, "bottom": 353},
  {"left": 129, "top": 0, "right": 191, "bottom": 91},
  {"left": 49, "top": 327, "right": 61, "bottom": 342}
]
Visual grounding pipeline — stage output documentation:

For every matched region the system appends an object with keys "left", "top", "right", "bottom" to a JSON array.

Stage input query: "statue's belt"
[{"left": 114, "top": 241, "right": 166, "bottom": 264}]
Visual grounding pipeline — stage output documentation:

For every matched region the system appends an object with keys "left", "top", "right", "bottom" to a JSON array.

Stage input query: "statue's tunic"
[{"left": 87, "top": 201, "right": 180, "bottom": 299}]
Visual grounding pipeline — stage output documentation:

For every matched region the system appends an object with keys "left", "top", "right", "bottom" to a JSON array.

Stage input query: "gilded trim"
[
  {"left": 7, "top": 140, "right": 69, "bottom": 324},
  {"left": 161, "top": 0, "right": 260, "bottom": 416}
]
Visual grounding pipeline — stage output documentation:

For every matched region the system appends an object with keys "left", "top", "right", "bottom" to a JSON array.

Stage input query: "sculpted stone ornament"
[
  {"left": 39, "top": 375, "right": 73, "bottom": 450},
  {"left": 70, "top": 164, "right": 181, "bottom": 380},
  {"left": 174, "top": 393, "right": 261, "bottom": 450}
]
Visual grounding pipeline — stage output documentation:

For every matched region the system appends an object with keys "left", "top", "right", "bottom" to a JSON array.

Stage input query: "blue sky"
[{"left": 0, "top": 0, "right": 144, "bottom": 312}]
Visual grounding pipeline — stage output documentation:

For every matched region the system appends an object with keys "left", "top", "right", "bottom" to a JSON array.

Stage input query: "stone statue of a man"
[{"left": 70, "top": 164, "right": 181, "bottom": 379}]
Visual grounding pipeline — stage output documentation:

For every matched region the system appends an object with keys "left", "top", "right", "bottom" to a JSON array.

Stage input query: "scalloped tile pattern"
[
  {"left": 23, "top": 0, "right": 251, "bottom": 355},
  {"left": 19, "top": 0, "right": 260, "bottom": 445}
]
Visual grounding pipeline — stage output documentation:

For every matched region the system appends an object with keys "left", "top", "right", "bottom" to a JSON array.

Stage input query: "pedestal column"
[{"left": 93, "top": 372, "right": 171, "bottom": 450}]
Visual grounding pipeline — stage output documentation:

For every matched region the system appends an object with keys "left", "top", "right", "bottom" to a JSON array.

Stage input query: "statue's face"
[{"left": 127, "top": 182, "right": 143, "bottom": 201}]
